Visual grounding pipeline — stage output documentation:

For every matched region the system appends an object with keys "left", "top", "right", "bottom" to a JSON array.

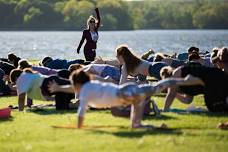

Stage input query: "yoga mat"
[
  {"left": 51, "top": 124, "right": 169, "bottom": 130},
  {"left": 52, "top": 125, "right": 125, "bottom": 129}
]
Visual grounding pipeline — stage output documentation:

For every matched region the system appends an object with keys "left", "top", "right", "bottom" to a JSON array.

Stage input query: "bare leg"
[{"left": 130, "top": 99, "right": 155, "bottom": 129}]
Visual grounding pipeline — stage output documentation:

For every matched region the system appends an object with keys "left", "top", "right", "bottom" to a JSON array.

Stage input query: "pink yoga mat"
[{"left": 0, "top": 107, "right": 11, "bottom": 119}]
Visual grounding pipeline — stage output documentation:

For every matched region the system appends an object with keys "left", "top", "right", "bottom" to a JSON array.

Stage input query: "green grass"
[{"left": 0, "top": 96, "right": 228, "bottom": 152}]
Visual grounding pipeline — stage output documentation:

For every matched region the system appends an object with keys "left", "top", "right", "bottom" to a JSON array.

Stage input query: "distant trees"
[{"left": 0, "top": 0, "right": 227, "bottom": 30}]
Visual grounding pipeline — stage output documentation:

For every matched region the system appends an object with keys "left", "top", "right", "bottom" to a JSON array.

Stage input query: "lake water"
[{"left": 0, "top": 30, "right": 227, "bottom": 60}]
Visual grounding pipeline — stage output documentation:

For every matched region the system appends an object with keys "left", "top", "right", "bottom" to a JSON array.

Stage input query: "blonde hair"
[
  {"left": 160, "top": 66, "right": 174, "bottom": 79},
  {"left": 87, "top": 15, "right": 97, "bottom": 29}
]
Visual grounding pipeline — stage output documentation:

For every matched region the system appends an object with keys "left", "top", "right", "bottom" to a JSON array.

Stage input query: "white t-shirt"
[
  {"left": 119, "top": 60, "right": 150, "bottom": 84},
  {"left": 77, "top": 80, "right": 123, "bottom": 117},
  {"left": 16, "top": 72, "right": 46, "bottom": 100},
  {"left": 83, "top": 64, "right": 106, "bottom": 75}
]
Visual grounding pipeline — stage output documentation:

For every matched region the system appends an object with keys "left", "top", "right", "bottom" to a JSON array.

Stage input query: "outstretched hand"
[
  {"left": 48, "top": 80, "right": 59, "bottom": 93},
  {"left": 92, "top": 56, "right": 104, "bottom": 64},
  {"left": 76, "top": 48, "right": 80, "bottom": 54}
]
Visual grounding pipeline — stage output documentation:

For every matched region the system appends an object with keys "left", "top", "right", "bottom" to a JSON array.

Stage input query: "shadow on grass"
[
  {"left": 170, "top": 111, "right": 228, "bottom": 118},
  {"left": 91, "top": 128, "right": 182, "bottom": 138},
  {"left": 0, "top": 116, "right": 14, "bottom": 122},
  {"left": 28, "top": 108, "right": 76, "bottom": 115},
  {"left": 143, "top": 114, "right": 178, "bottom": 120},
  {"left": 165, "top": 108, "right": 211, "bottom": 115},
  {"left": 196, "top": 112, "right": 228, "bottom": 117}
]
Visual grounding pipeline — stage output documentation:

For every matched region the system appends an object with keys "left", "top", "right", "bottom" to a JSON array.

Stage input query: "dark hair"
[
  {"left": 70, "top": 70, "right": 90, "bottom": 87},
  {"left": 18, "top": 59, "right": 31, "bottom": 69},
  {"left": 153, "top": 53, "right": 166, "bottom": 62},
  {"left": 116, "top": 45, "right": 141, "bottom": 74},
  {"left": 57, "top": 69, "right": 71, "bottom": 79},
  {"left": 8, "top": 53, "right": 18, "bottom": 61},
  {"left": 41, "top": 57, "right": 53, "bottom": 66},
  {"left": 10, "top": 69, "right": 23, "bottom": 84},
  {"left": 68, "top": 64, "right": 84, "bottom": 74},
  {"left": 188, "top": 47, "right": 199, "bottom": 53},
  {"left": 188, "top": 51, "right": 200, "bottom": 61},
  {"left": 160, "top": 66, "right": 173, "bottom": 79}
]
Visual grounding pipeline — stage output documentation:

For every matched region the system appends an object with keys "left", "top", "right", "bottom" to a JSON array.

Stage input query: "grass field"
[{"left": 0, "top": 95, "right": 228, "bottom": 152}]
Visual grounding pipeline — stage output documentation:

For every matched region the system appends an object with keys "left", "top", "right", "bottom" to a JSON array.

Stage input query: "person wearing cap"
[
  {"left": 40, "top": 56, "right": 85, "bottom": 70},
  {"left": 18, "top": 59, "right": 58, "bottom": 76}
]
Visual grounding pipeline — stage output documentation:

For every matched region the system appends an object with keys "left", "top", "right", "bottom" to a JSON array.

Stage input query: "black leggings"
[
  {"left": 41, "top": 76, "right": 74, "bottom": 110},
  {"left": 84, "top": 50, "right": 96, "bottom": 61},
  {"left": 205, "top": 95, "right": 228, "bottom": 112}
]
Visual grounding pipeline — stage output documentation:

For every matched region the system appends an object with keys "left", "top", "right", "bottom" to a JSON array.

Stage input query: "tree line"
[{"left": 0, "top": 0, "right": 227, "bottom": 30}]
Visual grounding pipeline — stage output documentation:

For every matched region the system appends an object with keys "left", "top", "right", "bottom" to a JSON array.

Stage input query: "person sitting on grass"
[
  {"left": 48, "top": 69, "right": 198, "bottom": 129},
  {"left": 10, "top": 68, "right": 75, "bottom": 111}
]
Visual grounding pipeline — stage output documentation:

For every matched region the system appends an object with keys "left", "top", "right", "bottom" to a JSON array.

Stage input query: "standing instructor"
[{"left": 76, "top": 8, "right": 101, "bottom": 61}]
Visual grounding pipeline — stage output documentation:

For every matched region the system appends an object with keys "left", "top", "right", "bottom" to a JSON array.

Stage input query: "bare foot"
[
  {"left": 160, "top": 123, "right": 168, "bottom": 129},
  {"left": 217, "top": 122, "right": 228, "bottom": 130}
]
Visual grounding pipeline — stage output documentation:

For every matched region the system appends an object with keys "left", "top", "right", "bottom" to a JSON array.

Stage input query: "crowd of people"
[
  {"left": 0, "top": 8, "right": 227, "bottom": 129},
  {"left": 1, "top": 45, "right": 228, "bottom": 129}
]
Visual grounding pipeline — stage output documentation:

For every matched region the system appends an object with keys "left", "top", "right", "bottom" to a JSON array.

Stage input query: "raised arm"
[
  {"left": 95, "top": 8, "right": 101, "bottom": 29},
  {"left": 77, "top": 31, "right": 86, "bottom": 54}
]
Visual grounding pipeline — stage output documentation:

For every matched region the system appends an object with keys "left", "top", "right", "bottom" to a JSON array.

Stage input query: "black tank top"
[
  {"left": 179, "top": 64, "right": 228, "bottom": 98},
  {"left": 179, "top": 63, "right": 205, "bottom": 96}
]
